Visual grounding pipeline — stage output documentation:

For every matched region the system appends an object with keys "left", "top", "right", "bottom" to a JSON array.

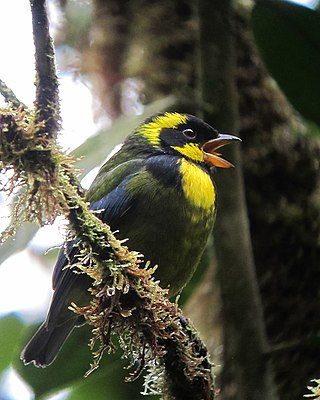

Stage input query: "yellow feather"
[
  {"left": 139, "top": 112, "right": 188, "bottom": 146},
  {"left": 172, "top": 143, "right": 204, "bottom": 163},
  {"left": 179, "top": 158, "right": 215, "bottom": 211}
]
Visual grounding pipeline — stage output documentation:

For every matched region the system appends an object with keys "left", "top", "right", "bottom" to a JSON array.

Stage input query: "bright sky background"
[{"left": 0, "top": 0, "right": 317, "bottom": 399}]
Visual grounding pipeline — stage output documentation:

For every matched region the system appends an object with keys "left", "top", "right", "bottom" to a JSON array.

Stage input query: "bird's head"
[{"left": 135, "top": 112, "right": 241, "bottom": 168}]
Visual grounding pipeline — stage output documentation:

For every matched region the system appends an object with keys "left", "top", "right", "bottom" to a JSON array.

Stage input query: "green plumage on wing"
[{"left": 21, "top": 112, "right": 240, "bottom": 367}]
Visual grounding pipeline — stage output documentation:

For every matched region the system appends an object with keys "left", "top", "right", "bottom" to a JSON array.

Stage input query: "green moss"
[
  {"left": 0, "top": 107, "right": 78, "bottom": 239},
  {"left": 305, "top": 379, "right": 320, "bottom": 399}
]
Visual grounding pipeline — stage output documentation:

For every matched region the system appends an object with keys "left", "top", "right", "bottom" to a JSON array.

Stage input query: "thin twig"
[
  {"left": 0, "top": 78, "right": 26, "bottom": 109},
  {"left": 30, "top": 0, "right": 60, "bottom": 138}
]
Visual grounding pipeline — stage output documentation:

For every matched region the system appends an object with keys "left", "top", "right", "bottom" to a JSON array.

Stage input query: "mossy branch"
[
  {"left": 0, "top": 1, "right": 214, "bottom": 398},
  {"left": 30, "top": 0, "right": 60, "bottom": 139},
  {"left": 305, "top": 379, "right": 320, "bottom": 399},
  {"left": 0, "top": 79, "right": 26, "bottom": 109}
]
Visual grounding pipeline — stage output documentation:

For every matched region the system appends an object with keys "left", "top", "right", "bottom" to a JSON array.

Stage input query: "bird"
[{"left": 21, "top": 112, "right": 240, "bottom": 367}]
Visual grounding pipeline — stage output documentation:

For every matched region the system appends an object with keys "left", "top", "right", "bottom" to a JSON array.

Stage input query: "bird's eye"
[{"left": 182, "top": 128, "right": 196, "bottom": 139}]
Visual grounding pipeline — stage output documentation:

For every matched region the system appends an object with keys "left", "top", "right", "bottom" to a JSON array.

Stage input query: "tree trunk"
[
  {"left": 197, "top": 1, "right": 277, "bottom": 399},
  {"left": 235, "top": 10, "right": 320, "bottom": 400}
]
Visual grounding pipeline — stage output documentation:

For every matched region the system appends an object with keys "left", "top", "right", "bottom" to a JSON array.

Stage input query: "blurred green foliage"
[{"left": 252, "top": 0, "right": 320, "bottom": 126}]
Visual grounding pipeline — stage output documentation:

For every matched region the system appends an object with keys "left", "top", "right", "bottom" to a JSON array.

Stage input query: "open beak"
[{"left": 202, "top": 134, "right": 241, "bottom": 168}]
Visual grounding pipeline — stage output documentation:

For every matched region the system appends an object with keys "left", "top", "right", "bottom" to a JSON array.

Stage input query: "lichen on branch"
[
  {"left": 305, "top": 379, "right": 320, "bottom": 399},
  {"left": 0, "top": 106, "right": 74, "bottom": 236}
]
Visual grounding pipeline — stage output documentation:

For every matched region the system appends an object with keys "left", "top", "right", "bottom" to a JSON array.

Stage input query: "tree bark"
[
  {"left": 197, "top": 1, "right": 277, "bottom": 399},
  {"left": 235, "top": 10, "right": 320, "bottom": 399}
]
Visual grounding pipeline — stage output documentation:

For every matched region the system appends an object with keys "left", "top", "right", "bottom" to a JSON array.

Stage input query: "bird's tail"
[{"left": 20, "top": 319, "right": 76, "bottom": 367}]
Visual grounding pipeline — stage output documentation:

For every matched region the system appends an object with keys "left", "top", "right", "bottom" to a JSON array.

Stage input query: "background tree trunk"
[
  {"left": 236, "top": 10, "right": 320, "bottom": 400},
  {"left": 197, "top": 1, "right": 276, "bottom": 399}
]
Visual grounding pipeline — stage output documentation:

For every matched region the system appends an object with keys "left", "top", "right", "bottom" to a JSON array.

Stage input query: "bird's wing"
[
  {"left": 52, "top": 158, "right": 143, "bottom": 289},
  {"left": 47, "top": 158, "right": 144, "bottom": 327}
]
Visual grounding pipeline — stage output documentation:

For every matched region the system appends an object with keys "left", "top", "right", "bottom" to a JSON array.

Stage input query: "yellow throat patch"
[
  {"left": 171, "top": 143, "right": 204, "bottom": 163},
  {"left": 179, "top": 158, "right": 215, "bottom": 211},
  {"left": 139, "top": 113, "right": 188, "bottom": 146}
]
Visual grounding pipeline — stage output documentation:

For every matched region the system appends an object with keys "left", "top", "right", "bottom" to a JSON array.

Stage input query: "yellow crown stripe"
[
  {"left": 179, "top": 158, "right": 215, "bottom": 210},
  {"left": 139, "top": 113, "right": 188, "bottom": 146}
]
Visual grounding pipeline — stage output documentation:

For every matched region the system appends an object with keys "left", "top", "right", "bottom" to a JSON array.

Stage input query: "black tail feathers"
[{"left": 21, "top": 320, "right": 76, "bottom": 367}]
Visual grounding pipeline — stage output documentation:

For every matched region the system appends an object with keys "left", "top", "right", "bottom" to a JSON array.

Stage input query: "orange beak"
[{"left": 202, "top": 134, "right": 241, "bottom": 168}]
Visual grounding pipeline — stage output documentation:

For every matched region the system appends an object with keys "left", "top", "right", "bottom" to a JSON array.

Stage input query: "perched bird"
[{"left": 21, "top": 112, "right": 240, "bottom": 367}]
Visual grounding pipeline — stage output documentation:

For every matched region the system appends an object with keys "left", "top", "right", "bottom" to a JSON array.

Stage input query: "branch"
[
  {"left": 0, "top": 79, "right": 26, "bottom": 109},
  {"left": 160, "top": 317, "right": 214, "bottom": 400},
  {"left": 30, "top": 0, "right": 60, "bottom": 139}
]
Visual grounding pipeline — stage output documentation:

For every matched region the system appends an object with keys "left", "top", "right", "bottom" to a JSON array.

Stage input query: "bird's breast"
[
  {"left": 143, "top": 155, "right": 216, "bottom": 213},
  {"left": 178, "top": 158, "right": 215, "bottom": 212},
  {"left": 116, "top": 156, "right": 216, "bottom": 294}
]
